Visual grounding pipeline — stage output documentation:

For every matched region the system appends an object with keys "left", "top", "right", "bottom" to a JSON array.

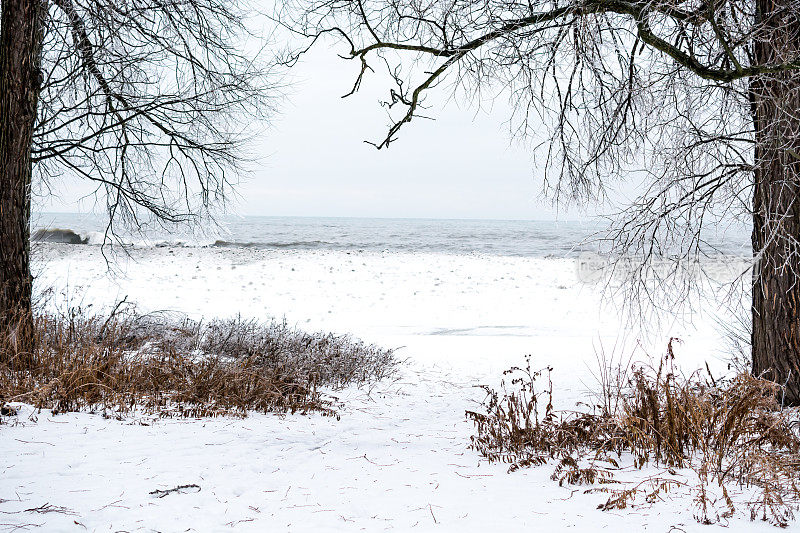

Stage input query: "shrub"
[
  {"left": 466, "top": 340, "right": 800, "bottom": 527},
  {"left": 0, "top": 304, "right": 397, "bottom": 419}
]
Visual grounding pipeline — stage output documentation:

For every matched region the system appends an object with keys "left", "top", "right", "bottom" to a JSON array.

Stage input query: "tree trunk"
[
  {"left": 750, "top": 0, "right": 800, "bottom": 403},
  {"left": 0, "top": 0, "right": 45, "bottom": 354}
]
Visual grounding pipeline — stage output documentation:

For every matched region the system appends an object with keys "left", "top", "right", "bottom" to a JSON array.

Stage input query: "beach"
[{"left": 0, "top": 242, "right": 758, "bottom": 532}]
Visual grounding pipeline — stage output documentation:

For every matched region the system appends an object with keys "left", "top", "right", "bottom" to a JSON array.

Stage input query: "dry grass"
[
  {"left": 466, "top": 340, "right": 800, "bottom": 527},
  {"left": 0, "top": 303, "right": 397, "bottom": 419}
]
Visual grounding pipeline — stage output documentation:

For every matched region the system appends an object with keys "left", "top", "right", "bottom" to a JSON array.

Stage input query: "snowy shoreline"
[{"left": 1, "top": 244, "right": 760, "bottom": 532}]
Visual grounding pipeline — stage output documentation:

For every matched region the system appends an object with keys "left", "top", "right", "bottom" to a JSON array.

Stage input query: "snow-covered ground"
[{"left": 1, "top": 245, "right": 768, "bottom": 531}]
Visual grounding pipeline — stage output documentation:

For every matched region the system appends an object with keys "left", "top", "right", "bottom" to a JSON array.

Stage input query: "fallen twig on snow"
[{"left": 149, "top": 484, "right": 201, "bottom": 498}]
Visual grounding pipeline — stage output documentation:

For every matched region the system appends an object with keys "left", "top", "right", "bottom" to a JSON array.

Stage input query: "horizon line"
[{"left": 32, "top": 210, "right": 597, "bottom": 224}]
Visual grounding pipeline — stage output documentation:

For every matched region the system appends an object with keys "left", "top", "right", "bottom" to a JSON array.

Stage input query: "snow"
[{"left": 1, "top": 244, "right": 772, "bottom": 531}]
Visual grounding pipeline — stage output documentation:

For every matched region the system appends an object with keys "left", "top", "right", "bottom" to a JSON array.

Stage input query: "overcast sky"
[{"left": 38, "top": 41, "right": 597, "bottom": 221}]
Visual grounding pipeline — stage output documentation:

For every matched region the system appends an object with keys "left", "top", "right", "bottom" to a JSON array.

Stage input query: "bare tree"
[
  {"left": 0, "top": 0, "right": 274, "bottom": 346},
  {"left": 276, "top": 0, "right": 800, "bottom": 399}
]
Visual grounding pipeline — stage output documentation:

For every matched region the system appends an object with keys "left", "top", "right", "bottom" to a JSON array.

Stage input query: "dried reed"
[
  {"left": 0, "top": 304, "right": 397, "bottom": 419},
  {"left": 466, "top": 340, "right": 800, "bottom": 526}
]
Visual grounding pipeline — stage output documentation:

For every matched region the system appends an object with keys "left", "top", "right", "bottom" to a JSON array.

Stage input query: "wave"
[
  {"left": 32, "top": 228, "right": 87, "bottom": 244},
  {"left": 32, "top": 229, "right": 346, "bottom": 251}
]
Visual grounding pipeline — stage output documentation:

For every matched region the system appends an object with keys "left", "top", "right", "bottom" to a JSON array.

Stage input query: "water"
[{"left": 31, "top": 212, "right": 752, "bottom": 258}]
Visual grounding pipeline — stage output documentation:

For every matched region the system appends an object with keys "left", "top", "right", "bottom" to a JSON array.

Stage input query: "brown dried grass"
[
  {"left": 466, "top": 339, "right": 800, "bottom": 527},
  {"left": 0, "top": 303, "right": 397, "bottom": 419}
]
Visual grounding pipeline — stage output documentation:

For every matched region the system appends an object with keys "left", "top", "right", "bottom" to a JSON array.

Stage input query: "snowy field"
[{"left": 0, "top": 244, "right": 768, "bottom": 532}]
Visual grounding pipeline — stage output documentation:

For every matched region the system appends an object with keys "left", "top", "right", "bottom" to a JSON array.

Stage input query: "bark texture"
[
  {"left": 0, "top": 0, "right": 45, "bottom": 348},
  {"left": 750, "top": 0, "right": 800, "bottom": 403}
]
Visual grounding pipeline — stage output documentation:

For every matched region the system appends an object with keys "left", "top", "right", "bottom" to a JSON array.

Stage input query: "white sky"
[{"left": 38, "top": 40, "right": 598, "bottom": 221}]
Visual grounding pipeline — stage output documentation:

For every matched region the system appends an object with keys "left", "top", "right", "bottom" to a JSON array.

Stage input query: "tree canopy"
[{"left": 35, "top": 0, "right": 275, "bottom": 234}]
